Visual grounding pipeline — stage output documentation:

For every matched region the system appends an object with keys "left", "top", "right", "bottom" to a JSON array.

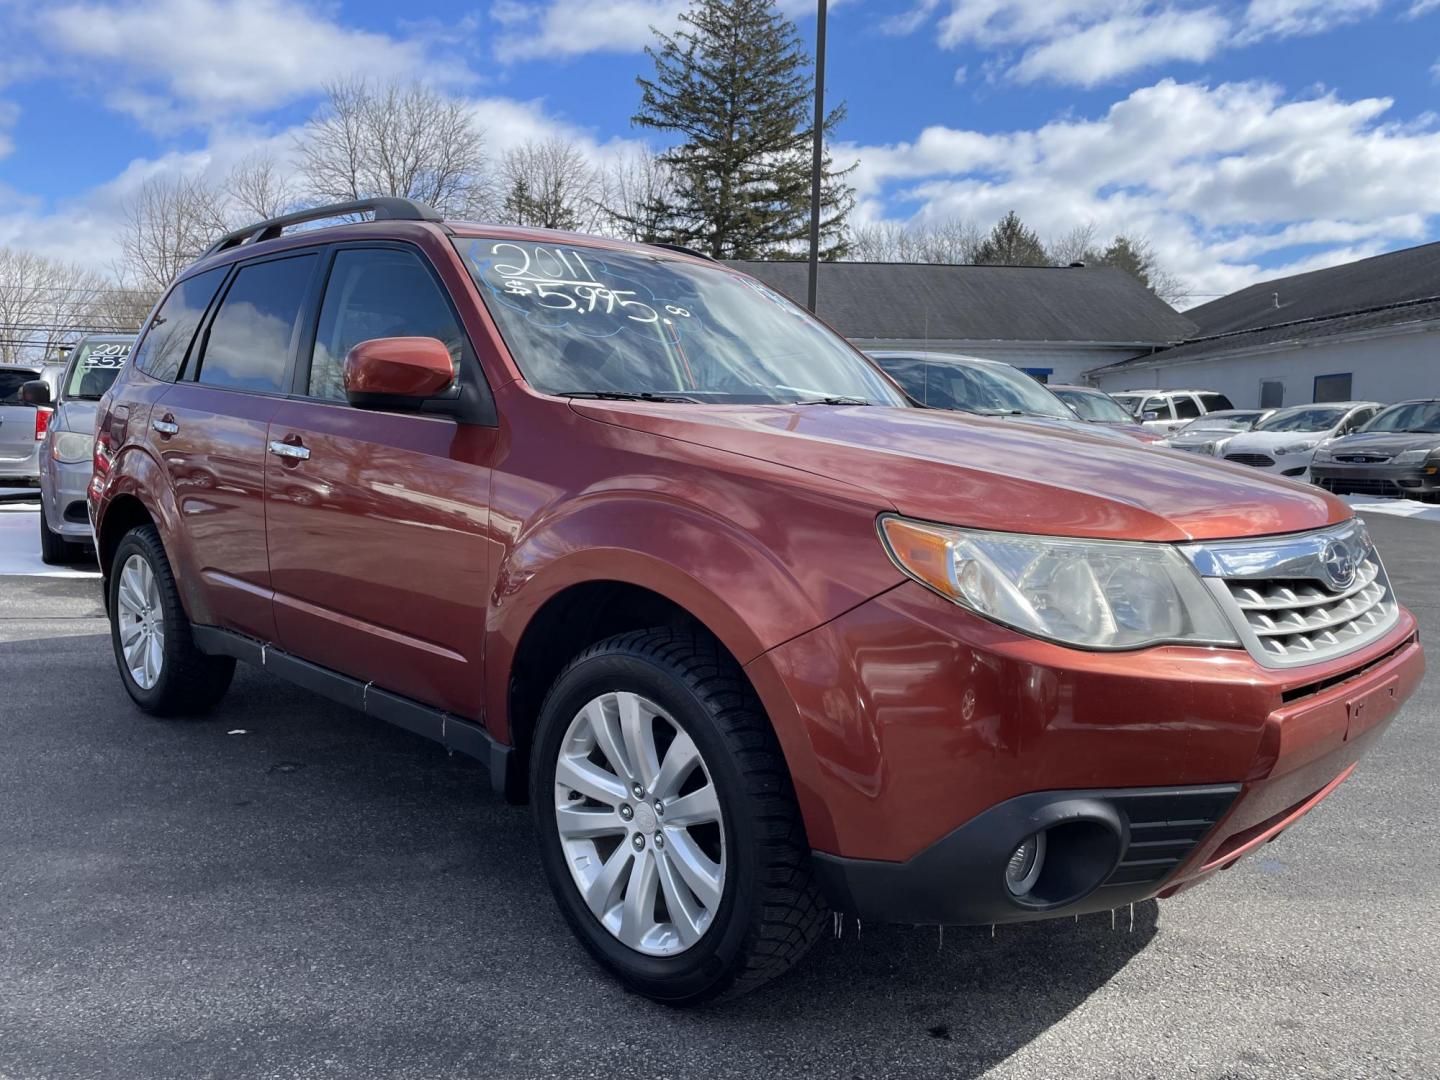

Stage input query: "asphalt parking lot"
[{"left": 1, "top": 500, "right": 1436, "bottom": 1080}]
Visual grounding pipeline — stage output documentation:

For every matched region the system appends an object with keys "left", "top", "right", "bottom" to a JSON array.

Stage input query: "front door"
[
  {"left": 264, "top": 244, "right": 498, "bottom": 719},
  {"left": 151, "top": 251, "right": 320, "bottom": 641}
]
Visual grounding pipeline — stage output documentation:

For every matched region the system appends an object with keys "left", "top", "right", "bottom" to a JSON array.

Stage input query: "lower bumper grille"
[
  {"left": 1226, "top": 452, "right": 1275, "bottom": 467},
  {"left": 1099, "top": 787, "right": 1240, "bottom": 890}
]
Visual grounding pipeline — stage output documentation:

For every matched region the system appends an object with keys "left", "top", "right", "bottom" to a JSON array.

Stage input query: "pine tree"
[
  {"left": 1097, "top": 235, "right": 1151, "bottom": 288},
  {"left": 973, "top": 211, "right": 1051, "bottom": 266},
  {"left": 630, "top": 0, "right": 854, "bottom": 260}
]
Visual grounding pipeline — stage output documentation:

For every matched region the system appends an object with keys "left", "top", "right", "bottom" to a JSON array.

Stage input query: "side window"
[
  {"left": 1141, "top": 396, "right": 1171, "bottom": 419},
  {"left": 194, "top": 255, "right": 317, "bottom": 394},
  {"left": 1173, "top": 395, "right": 1202, "bottom": 420},
  {"left": 132, "top": 267, "right": 228, "bottom": 383},
  {"left": 1199, "top": 392, "right": 1234, "bottom": 411},
  {"left": 1341, "top": 407, "right": 1375, "bottom": 433},
  {"left": 308, "top": 248, "right": 464, "bottom": 402}
]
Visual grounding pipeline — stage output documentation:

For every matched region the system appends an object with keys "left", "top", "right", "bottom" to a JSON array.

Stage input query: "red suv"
[{"left": 90, "top": 200, "right": 1424, "bottom": 1004}]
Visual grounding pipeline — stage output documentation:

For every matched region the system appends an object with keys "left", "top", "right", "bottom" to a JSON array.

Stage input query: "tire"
[
  {"left": 39, "top": 510, "right": 84, "bottom": 565},
  {"left": 109, "top": 524, "right": 235, "bottom": 716},
  {"left": 530, "top": 628, "right": 825, "bottom": 1005}
]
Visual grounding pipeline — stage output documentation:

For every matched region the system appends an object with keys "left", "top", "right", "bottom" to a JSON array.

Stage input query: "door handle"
[
  {"left": 268, "top": 439, "right": 310, "bottom": 462},
  {"left": 152, "top": 417, "right": 178, "bottom": 436}
]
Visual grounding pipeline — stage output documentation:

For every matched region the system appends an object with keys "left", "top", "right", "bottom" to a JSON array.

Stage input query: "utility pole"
[{"left": 806, "top": 0, "right": 827, "bottom": 313}]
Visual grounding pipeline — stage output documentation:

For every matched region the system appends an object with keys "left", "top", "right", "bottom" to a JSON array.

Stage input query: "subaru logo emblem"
[{"left": 1321, "top": 539, "right": 1356, "bottom": 590}]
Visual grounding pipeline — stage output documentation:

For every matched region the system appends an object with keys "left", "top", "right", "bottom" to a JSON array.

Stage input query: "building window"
[
  {"left": 1021, "top": 367, "right": 1053, "bottom": 384},
  {"left": 1313, "top": 373, "right": 1352, "bottom": 403},
  {"left": 1260, "top": 380, "right": 1284, "bottom": 408}
]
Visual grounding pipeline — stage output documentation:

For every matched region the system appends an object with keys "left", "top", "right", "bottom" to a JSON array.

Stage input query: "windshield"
[
  {"left": 1362, "top": 400, "right": 1440, "bottom": 434},
  {"left": 875, "top": 356, "right": 1071, "bottom": 418},
  {"left": 455, "top": 239, "right": 905, "bottom": 406},
  {"left": 1255, "top": 405, "right": 1347, "bottom": 433},
  {"left": 63, "top": 340, "right": 131, "bottom": 400},
  {"left": 1111, "top": 393, "right": 1144, "bottom": 415},
  {"left": 1053, "top": 388, "right": 1131, "bottom": 423}
]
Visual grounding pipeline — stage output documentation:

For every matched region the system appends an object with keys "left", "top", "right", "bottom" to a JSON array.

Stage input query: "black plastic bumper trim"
[
  {"left": 191, "top": 625, "right": 523, "bottom": 801},
  {"left": 812, "top": 783, "right": 1241, "bottom": 926}
]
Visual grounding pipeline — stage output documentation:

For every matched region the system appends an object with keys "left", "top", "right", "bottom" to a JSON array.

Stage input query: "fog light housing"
[{"left": 1005, "top": 831, "right": 1046, "bottom": 896}]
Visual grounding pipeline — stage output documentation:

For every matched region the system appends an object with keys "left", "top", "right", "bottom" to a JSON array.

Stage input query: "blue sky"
[{"left": 2, "top": 0, "right": 1439, "bottom": 304}]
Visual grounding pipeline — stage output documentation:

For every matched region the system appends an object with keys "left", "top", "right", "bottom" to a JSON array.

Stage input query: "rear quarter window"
[{"left": 132, "top": 267, "right": 230, "bottom": 382}]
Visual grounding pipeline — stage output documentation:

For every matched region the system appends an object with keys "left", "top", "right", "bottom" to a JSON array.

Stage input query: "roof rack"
[
  {"left": 651, "top": 242, "right": 715, "bottom": 262},
  {"left": 201, "top": 197, "right": 444, "bottom": 258}
]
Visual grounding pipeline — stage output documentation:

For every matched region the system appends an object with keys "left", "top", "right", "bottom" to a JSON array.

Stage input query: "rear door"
[
  {"left": 0, "top": 368, "right": 42, "bottom": 473},
  {"left": 264, "top": 243, "right": 499, "bottom": 717},
  {"left": 151, "top": 251, "right": 320, "bottom": 640}
]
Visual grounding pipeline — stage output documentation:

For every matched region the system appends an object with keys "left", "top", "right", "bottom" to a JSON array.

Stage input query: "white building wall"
[
  {"left": 856, "top": 339, "right": 1141, "bottom": 385},
  {"left": 1090, "top": 322, "right": 1440, "bottom": 408}
]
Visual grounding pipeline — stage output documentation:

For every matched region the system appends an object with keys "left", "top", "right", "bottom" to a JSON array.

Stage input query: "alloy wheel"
[
  {"left": 116, "top": 553, "right": 165, "bottom": 690},
  {"left": 553, "top": 691, "right": 726, "bottom": 957}
]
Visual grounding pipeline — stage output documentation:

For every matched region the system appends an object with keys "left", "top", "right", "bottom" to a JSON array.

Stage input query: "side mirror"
[
  {"left": 19, "top": 380, "right": 52, "bottom": 407},
  {"left": 343, "top": 337, "right": 455, "bottom": 410},
  {"left": 1142, "top": 410, "right": 1159, "bottom": 421}
]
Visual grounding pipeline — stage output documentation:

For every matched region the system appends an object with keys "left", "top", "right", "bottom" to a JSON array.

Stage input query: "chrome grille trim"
[{"left": 1180, "top": 520, "right": 1399, "bottom": 669}]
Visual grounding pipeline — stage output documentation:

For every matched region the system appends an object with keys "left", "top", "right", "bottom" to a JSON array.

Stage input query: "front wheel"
[
  {"left": 39, "top": 510, "right": 84, "bottom": 565},
  {"left": 109, "top": 524, "right": 235, "bottom": 716},
  {"left": 531, "top": 629, "right": 825, "bottom": 1005}
]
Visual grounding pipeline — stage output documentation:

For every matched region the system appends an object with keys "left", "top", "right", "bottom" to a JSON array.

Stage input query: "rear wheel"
[
  {"left": 531, "top": 629, "right": 824, "bottom": 1005},
  {"left": 38, "top": 510, "right": 85, "bottom": 565},
  {"left": 109, "top": 525, "right": 235, "bottom": 716}
]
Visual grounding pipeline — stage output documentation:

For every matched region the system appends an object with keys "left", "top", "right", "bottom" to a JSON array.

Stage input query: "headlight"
[
  {"left": 879, "top": 516, "right": 1239, "bottom": 650},
  {"left": 1394, "top": 448, "right": 1434, "bottom": 464},
  {"left": 1274, "top": 440, "right": 1319, "bottom": 456},
  {"left": 50, "top": 431, "right": 95, "bottom": 464},
  {"left": 1312, "top": 445, "right": 1335, "bottom": 461},
  {"left": 1197, "top": 441, "right": 1217, "bottom": 455}
]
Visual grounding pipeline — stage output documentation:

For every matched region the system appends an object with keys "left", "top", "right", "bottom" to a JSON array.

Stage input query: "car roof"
[
  {"left": 1050, "top": 384, "right": 1108, "bottom": 394},
  {"left": 866, "top": 350, "right": 1005, "bottom": 367}
]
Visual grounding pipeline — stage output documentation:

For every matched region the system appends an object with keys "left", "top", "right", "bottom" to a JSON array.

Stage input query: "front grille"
[
  {"left": 1225, "top": 452, "right": 1275, "bottom": 467},
  {"left": 1335, "top": 453, "right": 1391, "bottom": 464},
  {"left": 1183, "top": 520, "right": 1400, "bottom": 669},
  {"left": 1317, "top": 477, "right": 1401, "bottom": 498},
  {"left": 1098, "top": 786, "right": 1239, "bottom": 890}
]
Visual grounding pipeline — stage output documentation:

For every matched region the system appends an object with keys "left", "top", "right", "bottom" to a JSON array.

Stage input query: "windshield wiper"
[
  {"left": 557, "top": 390, "right": 702, "bottom": 404},
  {"left": 790, "top": 395, "right": 873, "bottom": 406}
]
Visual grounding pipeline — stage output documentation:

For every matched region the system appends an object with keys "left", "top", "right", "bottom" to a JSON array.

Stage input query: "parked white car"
[
  {"left": 1110, "top": 388, "right": 1236, "bottom": 435},
  {"left": 1220, "top": 401, "right": 1383, "bottom": 480},
  {"left": 1160, "top": 409, "right": 1275, "bottom": 456}
]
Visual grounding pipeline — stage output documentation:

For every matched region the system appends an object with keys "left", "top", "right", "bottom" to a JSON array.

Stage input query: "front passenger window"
[{"left": 309, "top": 248, "right": 464, "bottom": 402}]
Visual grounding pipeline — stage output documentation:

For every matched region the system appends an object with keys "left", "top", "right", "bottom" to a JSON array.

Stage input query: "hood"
[
  {"left": 1324, "top": 430, "right": 1440, "bottom": 455},
  {"left": 55, "top": 399, "right": 100, "bottom": 434},
  {"left": 572, "top": 402, "right": 1349, "bottom": 542},
  {"left": 1167, "top": 426, "right": 1242, "bottom": 447},
  {"left": 1226, "top": 429, "right": 1332, "bottom": 453}
]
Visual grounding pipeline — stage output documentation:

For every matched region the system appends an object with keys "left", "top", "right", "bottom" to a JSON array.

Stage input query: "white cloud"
[
  {"left": 900, "top": 0, "right": 1393, "bottom": 86},
  {"left": 1010, "top": 10, "right": 1230, "bottom": 86},
  {"left": 844, "top": 79, "right": 1440, "bottom": 301},
  {"left": 24, "top": 0, "right": 445, "bottom": 125},
  {"left": 0, "top": 101, "right": 17, "bottom": 160}
]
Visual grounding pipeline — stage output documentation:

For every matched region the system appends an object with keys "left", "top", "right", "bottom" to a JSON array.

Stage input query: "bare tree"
[
  {"left": 117, "top": 174, "right": 230, "bottom": 294},
  {"left": 845, "top": 217, "right": 982, "bottom": 263},
  {"left": 226, "top": 151, "right": 299, "bottom": 221},
  {"left": 497, "top": 137, "right": 604, "bottom": 232},
  {"left": 600, "top": 147, "right": 676, "bottom": 242},
  {"left": 0, "top": 247, "right": 144, "bottom": 362},
  {"left": 296, "top": 79, "right": 493, "bottom": 217},
  {"left": 1048, "top": 222, "right": 1098, "bottom": 266}
]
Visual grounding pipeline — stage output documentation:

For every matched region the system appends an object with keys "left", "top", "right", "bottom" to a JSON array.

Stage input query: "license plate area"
[{"left": 1346, "top": 676, "right": 1400, "bottom": 740}]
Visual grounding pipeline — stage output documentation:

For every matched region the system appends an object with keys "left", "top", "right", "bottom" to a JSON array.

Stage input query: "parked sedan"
[
  {"left": 1050, "top": 385, "right": 1163, "bottom": 443},
  {"left": 868, "top": 353, "right": 1135, "bottom": 442},
  {"left": 1220, "top": 402, "right": 1382, "bottom": 480},
  {"left": 35, "top": 334, "right": 133, "bottom": 562},
  {"left": 1159, "top": 409, "right": 1275, "bottom": 456},
  {"left": 1310, "top": 399, "right": 1440, "bottom": 502},
  {"left": 0, "top": 364, "right": 58, "bottom": 485}
]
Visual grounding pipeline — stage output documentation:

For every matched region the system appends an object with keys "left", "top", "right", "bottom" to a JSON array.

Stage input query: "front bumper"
[
  {"left": 40, "top": 454, "right": 96, "bottom": 540},
  {"left": 747, "top": 581, "right": 1424, "bottom": 925},
  {"left": 1311, "top": 462, "right": 1440, "bottom": 499}
]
